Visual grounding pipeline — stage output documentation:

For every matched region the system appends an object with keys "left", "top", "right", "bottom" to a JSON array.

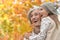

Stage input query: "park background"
[{"left": 0, "top": 0, "right": 60, "bottom": 40}]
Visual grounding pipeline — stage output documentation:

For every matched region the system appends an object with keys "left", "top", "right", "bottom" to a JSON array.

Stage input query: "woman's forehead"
[{"left": 30, "top": 9, "right": 40, "bottom": 14}]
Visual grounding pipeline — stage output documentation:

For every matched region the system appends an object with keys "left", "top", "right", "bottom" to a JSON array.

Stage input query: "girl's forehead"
[
  {"left": 39, "top": 6, "right": 43, "bottom": 8},
  {"left": 39, "top": 6, "right": 45, "bottom": 9},
  {"left": 39, "top": 6, "right": 42, "bottom": 8}
]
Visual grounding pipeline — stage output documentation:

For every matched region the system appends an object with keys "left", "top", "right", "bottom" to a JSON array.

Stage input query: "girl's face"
[{"left": 39, "top": 7, "right": 48, "bottom": 18}]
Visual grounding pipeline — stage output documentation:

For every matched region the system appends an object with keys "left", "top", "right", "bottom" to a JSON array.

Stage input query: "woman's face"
[
  {"left": 30, "top": 9, "right": 41, "bottom": 26},
  {"left": 39, "top": 7, "right": 48, "bottom": 18}
]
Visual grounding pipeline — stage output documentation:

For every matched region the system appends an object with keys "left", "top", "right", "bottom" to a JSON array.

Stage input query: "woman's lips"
[{"left": 33, "top": 20, "right": 38, "bottom": 23}]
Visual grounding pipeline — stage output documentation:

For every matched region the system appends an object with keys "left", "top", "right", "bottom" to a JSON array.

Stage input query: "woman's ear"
[
  {"left": 31, "top": 24, "right": 34, "bottom": 29},
  {"left": 31, "top": 24, "right": 34, "bottom": 27}
]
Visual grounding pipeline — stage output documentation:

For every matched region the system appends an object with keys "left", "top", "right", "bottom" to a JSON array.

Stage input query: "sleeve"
[
  {"left": 37, "top": 18, "right": 52, "bottom": 40},
  {"left": 29, "top": 32, "right": 47, "bottom": 40},
  {"left": 40, "top": 18, "right": 52, "bottom": 32}
]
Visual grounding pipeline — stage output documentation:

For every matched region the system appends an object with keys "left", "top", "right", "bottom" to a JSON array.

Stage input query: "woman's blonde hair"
[{"left": 28, "top": 7, "right": 40, "bottom": 23}]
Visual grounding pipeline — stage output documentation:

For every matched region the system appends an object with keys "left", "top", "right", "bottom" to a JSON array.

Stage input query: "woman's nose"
[
  {"left": 32, "top": 16, "right": 36, "bottom": 20},
  {"left": 33, "top": 15, "right": 36, "bottom": 18}
]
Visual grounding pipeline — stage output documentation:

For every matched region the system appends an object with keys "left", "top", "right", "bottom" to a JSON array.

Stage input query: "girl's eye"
[
  {"left": 40, "top": 8, "right": 43, "bottom": 10},
  {"left": 41, "top": 15, "right": 43, "bottom": 17}
]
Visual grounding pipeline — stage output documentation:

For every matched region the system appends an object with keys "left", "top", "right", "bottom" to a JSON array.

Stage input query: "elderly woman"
[
  {"left": 24, "top": 7, "right": 42, "bottom": 40},
  {"left": 24, "top": 2, "right": 60, "bottom": 40}
]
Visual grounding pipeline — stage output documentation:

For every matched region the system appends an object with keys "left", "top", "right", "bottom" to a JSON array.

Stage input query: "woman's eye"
[{"left": 35, "top": 13, "right": 38, "bottom": 16}]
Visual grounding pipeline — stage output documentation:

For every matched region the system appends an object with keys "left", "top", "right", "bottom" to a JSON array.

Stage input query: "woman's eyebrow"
[{"left": 35, "top": 12, "right": 40, "bottom": 14}]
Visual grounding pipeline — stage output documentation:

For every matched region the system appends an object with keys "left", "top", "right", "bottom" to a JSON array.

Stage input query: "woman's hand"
[{"left": 24, "top": 32, "right": 31, "bottom": 39}]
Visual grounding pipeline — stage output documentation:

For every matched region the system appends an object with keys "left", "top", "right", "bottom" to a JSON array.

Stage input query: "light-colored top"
[{"left": 24, "top": 16, "right": 60, "bottom": 40}]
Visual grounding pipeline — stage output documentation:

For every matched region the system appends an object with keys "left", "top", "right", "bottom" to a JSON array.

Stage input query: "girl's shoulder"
[
  {"left": 41, "top": 16, "right": 56, "bottom": 32},
  {"left": 41, "top": 16, "right": 55, "bottom": 24}
]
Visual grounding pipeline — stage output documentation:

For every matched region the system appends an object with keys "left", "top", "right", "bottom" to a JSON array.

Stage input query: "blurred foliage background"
[{"left": 0, "top": 0, "right": 58, "bottom": 40}]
